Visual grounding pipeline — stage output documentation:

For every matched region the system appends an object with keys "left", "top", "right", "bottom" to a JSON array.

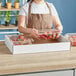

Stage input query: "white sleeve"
[
  {"left": 19, "top": 7, "right": 27, "bottom": 16},
  {"left": 51, "top": 3, "right": 59, "bottom": 16}
]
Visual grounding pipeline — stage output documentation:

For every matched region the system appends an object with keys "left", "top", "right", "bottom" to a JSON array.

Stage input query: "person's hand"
[
  {"left": 52, "top": 32, "right": 61, "bottom": 39},
  {"left": 55, "top": 26, "right": 63, "bottom": 39},
  {"left": 55, "top": 25, "right": 63, "bottom": 33},
  {"left": 28, "top": 28, "right": 40, "bottom": 40},
  {"left": 48, "top": 29, "right": 61, "bottom": 39}
]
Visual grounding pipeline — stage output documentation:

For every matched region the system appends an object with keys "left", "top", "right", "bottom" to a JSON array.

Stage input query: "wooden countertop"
[{"left": 0, "top": 41, "right": 76, "bottom": 75}]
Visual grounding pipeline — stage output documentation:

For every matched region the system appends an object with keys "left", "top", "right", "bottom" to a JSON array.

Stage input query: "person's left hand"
[
  {"left": 55, "top": 25, "right": 63, "bottom": 33},
  {"left": 54, "top": 25, "right": 63, "bottom": 39},
  {"left": 48, "top": 29, "right": 61, "bottom": 39},
  {"left": 52, "top": 32, "right": 61, "bottom": 39}
]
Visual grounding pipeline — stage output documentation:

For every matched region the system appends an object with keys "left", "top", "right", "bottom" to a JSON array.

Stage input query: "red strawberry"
[
  {"left": 16, "top": 39, "right": 21, "bottom": 41},
  {"left": 47, "top": 35, "right": 52, "bottom": 39},
  {"left": 14, "top": 41, "right": 23, "bottom": 45},
  {"left": 13, "top": 39, "right": 17, "bottom": 41},
  {"left": 19, "top": 35, "right": 24, "bottom": 41},
  {"left": 48, "top": 33, "right": 52, "bottom": 36},
  {"left": 72, "top": 42, "right": 76, "bottom": 46},
  {"left": 14, "top": 43, "right": 19, "bottom": 45},
  {"left": 10, "top": 36, "right": 18, "bottom": 41},
  {"left": 72, "top": 36, "right": 76, "bottom": 38},
  {"left": 43, "top": 34, "right": 48, "bottom": 37},
  {"left": 44, "top": 32, "right": 48, "bottom": 36},
  {"left": 55, "top": 33, "right": 60, "bottom": 39},
  {"left": 40, "top": 35, "right": 47, "bottom": 40}
]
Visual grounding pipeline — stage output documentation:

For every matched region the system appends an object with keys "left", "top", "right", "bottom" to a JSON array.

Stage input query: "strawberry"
[
  {"left": 14, "top": 41, "right": 23, "bottom": 45},
  {"left": 13, "top": 39, "right": 17, "bottom": 41},
  {"left": 14, "top": 42, "right": 19, "bottom": 45},
  {"left": 43, "top": 34, "right": 48, "bottom": 37},
  {"left": 72, "top": 42, "right": 76, "bottom": 46},
  {"left": 40, "top": 35, "right": 47, "bottom": 40},
  {"left": 44, "top": 32, "right": 48, "bottom": 36},
  {"left": 55, "top": 33, "right": 60, "bottom": 39},
  {"left": 10, "top": 36, "right": 18, "bottom": 41},
  {"left": 47, "top": 35, "right": 52, "bottom": 39},
  {"left": 16, "top": 39, "right": 21, "bottom": 41},
  {"left": 19, "top": 35, "right": 24, "bottom": 41},
  {"left": 72, "top": 35, "right": 76, "bottom": 38},
  {"left": 48, "top": 33, "right": 52, "bottom": 36}
]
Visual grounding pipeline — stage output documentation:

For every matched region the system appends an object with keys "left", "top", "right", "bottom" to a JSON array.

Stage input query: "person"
[{"left": 18, "top": 0, "right": 63, "bottom": 40}]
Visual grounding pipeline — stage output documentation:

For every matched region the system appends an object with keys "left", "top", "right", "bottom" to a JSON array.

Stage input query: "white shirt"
[{"left": 19, "top": 1, "right": 58, "bottom": 24}]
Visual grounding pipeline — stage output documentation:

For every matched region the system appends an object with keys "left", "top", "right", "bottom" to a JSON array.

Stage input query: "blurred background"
[
  {"left": 0, "top": 0, "right": 76, "bottom": 40},
  {"left": 48, "top": 0, "right": 76, "bottom": 34}
]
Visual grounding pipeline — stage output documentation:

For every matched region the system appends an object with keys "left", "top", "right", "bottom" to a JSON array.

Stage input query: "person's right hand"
[{"left": 28, "top": 28, "right": 40, "bottom": 40}]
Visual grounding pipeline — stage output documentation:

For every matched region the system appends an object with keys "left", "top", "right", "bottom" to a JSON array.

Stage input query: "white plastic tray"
[{"left": 5, "top": 35, "right": 71, "bottom": 54}]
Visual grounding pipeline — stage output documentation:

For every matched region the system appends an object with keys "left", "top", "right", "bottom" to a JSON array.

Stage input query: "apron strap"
[
  {"left": 45, "top": 2, "right": 53, "bottom": 29},
  {"left": 45, "top": 2, "right": 52, "bottom": 15},
  {"left": 28, "top": 1, "right": 32, "bottom": 20},
  {"left": 27, "top": 1, "right": 32, "bottom": 27}
]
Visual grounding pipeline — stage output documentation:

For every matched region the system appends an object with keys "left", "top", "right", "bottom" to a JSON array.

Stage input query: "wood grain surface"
[{"left": 0, "top": 41, "right": 76, "bottom": 75}]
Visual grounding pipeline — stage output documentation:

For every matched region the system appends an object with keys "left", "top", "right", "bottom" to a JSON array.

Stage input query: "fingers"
[
  {"left": 52, "top": 33, "right": 61, "bottom": 39},
  {"left": 32, "top": 28, "right": 39, "bottom": 34},
  {"left": 47, "top": 29, "right": 61, "bottom": 39},
  {"left": 31, "top": 29, "right": 40, "bottom": 40},
  {"left": 56, "top": 25, "right": 63, "bottom": 33},
  {"left": 55, "top": 33, "right": 61, "bottom": 39},
  {"left": 52, "top": 32, "right": 56, "bottom": 39},
  {"left": 27, "top": 28, "right": 61, "bottom": 40},
  {"left": 32, "top": 34, "right": 40, "bottom": 40},
  {"left": 24, "top": 28, "right": 40, "bottom": 40}
]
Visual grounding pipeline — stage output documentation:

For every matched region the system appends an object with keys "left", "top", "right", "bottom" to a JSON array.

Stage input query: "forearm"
[
  {"left": 53, "top": 16, "right": 63, "bottom": 32},
  {"left": 18, "top": 25, "right": 40, "bottom": 40},
  {"left": 18, "top": 15, "right": 31, "bottom": 35},
  {"left": 18, "top": 25, "right": 31, "bottom": 34}
]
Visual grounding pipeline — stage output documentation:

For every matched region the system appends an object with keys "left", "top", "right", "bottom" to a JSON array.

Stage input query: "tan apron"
[{"left": 27, "top": 1, "right": 53, "bottom": 32}]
